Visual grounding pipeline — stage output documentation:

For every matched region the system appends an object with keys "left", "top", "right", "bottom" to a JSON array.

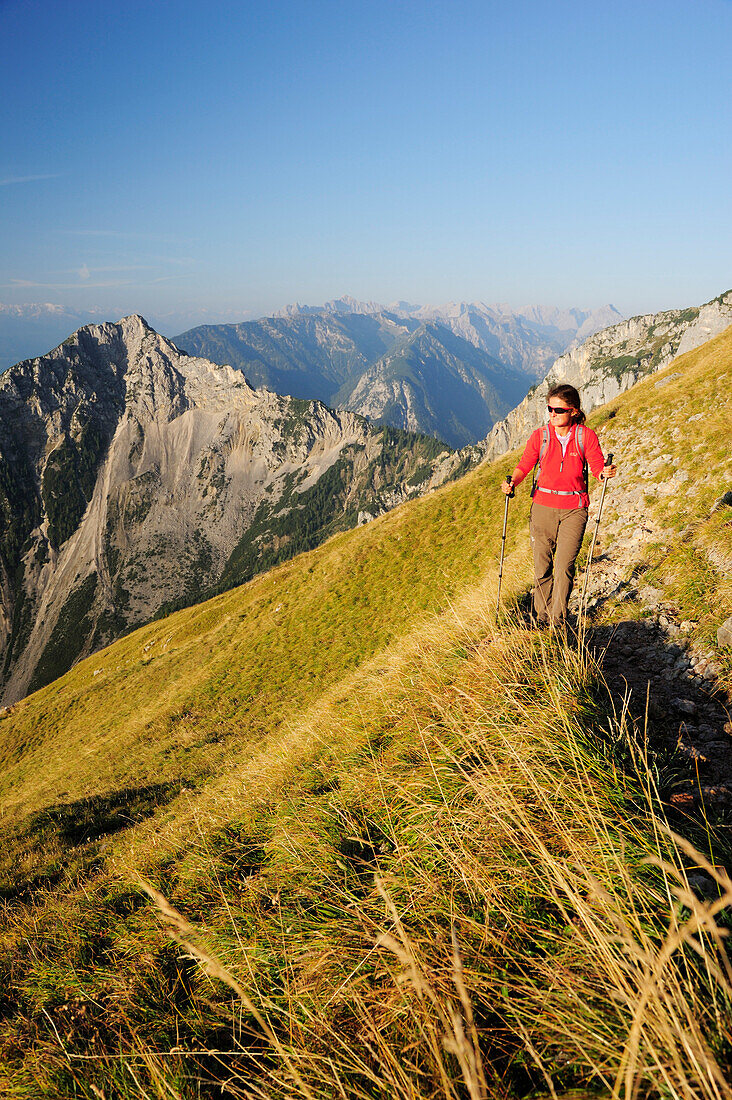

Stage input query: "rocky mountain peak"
[
  {"left": 0, "top": 318, "right": 462, "bottom": 704},
  {"left": 22, "top": 315, "right": 260, "bottom": 427}
]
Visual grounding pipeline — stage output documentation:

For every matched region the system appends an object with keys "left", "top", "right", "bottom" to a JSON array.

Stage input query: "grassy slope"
[
  {"left": 0, "top": 329, "right": 730, "bottom": 1097},
  {"left": 0, "top": 456, "right": 531, "bottom": 827}
]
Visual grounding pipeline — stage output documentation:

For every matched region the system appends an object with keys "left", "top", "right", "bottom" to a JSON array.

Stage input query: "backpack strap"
[
  {"left": 531, "top": 423, "right": 588, "bottom": 498},
  {"left": 539, "top": 424, "right": 551, "bottom": 466},
  {"left": 576, "top": 423, "right": 585, "bottom": 460},
  {"left": 576, "top": 424, "right": 588, "bottom": 489},
  {"left": 531, "top": 425, "right": 550, "bottom": 497}
]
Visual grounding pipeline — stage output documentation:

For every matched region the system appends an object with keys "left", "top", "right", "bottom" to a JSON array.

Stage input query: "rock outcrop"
[
  {"left": 0, "top": 317, "right": 458, "bottom": 703},
  {"left": 483, "top": 290, "right": 732, "bottom": 460}
]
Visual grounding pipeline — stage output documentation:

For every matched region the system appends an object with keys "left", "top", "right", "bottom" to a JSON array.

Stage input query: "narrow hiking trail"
[
  {"left": 589, "top": 617, "right": 732, "bottom": 801},
  {"left": 572, "top": 515, "right": 731, "bottom": 820},
  {"left": 552, "top": 369, "right": 732, "bottom": 820}
]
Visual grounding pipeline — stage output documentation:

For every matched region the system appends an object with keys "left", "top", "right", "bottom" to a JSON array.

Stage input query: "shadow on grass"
[
  {"left": 0, "top": 782, "right": 180, "bottom": 902},
  {"left": 26, "top": 782, "right": 179, "bottom": 846}
]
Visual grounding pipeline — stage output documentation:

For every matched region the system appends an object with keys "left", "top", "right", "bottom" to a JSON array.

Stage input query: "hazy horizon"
[
  {"left": 0, "top": 294, "right": 630, "bottom": 372},
  {"left": 1, "top": 292, "right": 630, "bottom": 333}
]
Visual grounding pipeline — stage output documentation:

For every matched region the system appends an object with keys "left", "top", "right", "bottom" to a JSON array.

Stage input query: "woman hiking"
[{"left": 501, "top": 384, "right": 617, "bottom": 627}]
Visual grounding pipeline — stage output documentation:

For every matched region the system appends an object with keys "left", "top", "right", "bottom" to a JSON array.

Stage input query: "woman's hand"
[
  {"left": 599, "top": 464, "right": 617, "bottom": 479},
  {"left": 502, "top": 469, "right": 520, "bottom": 494}
]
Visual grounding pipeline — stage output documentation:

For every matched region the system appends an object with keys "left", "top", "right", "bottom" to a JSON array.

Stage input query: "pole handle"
[
  {"left": 605, "top": 452, "right": 614, "bottom": 467},
  {"left": 505, "top": 471, "right": 515, "bottom": 498}
]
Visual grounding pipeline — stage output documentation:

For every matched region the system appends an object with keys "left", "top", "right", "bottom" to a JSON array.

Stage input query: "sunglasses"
[{"left": 547, "top": 405, "right": 572, "bottom": 415}]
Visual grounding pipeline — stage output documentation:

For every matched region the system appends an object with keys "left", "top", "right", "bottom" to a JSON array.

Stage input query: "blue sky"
[{"left": 1, "top": 0, "right": 731, "bottom": 329}]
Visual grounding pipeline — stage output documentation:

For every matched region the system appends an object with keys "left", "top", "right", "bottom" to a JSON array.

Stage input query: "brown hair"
[{"left": 547, "top": 383, "right": 586, "bottom": 424}]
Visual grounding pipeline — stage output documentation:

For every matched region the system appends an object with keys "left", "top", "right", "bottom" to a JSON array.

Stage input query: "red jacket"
[{"left": 513, "top": 423, "right": 606, "bottom": 509}]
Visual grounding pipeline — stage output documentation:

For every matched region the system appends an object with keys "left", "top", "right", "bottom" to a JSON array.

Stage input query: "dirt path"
[
  {"left": 558, "top": 456, "right": 732, "bottom": 817},
  {"left": 565, "top": 523, "right": 732, "bottom": 821},
  {"left": 588, "top": 617, "right": 732, "bottom": 809}
]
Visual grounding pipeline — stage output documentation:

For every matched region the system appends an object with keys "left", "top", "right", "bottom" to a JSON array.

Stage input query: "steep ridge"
[
  {"left": 0, "top": 331, "right": 729, "bottom": 1096},
  {"left": 0, "top": 316, "right": 459, "bottom": 704},
  {"left": 174, "top": 310, "right": 419, "bottom": 402},
  {"left": 334, "top": 322, "right": 528, "bottom": 447},
  {"left": 484, "top": 289, "right": 732, "bottom": 459}
]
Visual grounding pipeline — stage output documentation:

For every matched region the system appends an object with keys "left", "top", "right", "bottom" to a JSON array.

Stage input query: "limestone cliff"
[{"left": 0, "top": 317, "right": 456, "bottom": 703}]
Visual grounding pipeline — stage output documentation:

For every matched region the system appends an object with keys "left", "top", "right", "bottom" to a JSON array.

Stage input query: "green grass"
[
  {"left": 0, "top": 455, "right": 530, "bottom": 825},
  {"left": 596, "top": 352, "right": 640, "bottom": 380},
  {"left": 0, "top": 327, "right": 730, "bottom": 1096}
]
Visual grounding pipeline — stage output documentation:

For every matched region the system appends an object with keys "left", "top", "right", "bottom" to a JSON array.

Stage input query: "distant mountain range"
[
  {"left": 174, "top": 298, "right": 622, "bottom": 446},
  {"left": 1, "top": 289, "right": 728, "bottom": 705},
  {"left": 0, "top": 303, "right": 103, "bottom": 372}
]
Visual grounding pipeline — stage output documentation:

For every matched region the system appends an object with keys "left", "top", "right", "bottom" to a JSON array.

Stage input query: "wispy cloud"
[
  {"left": 64, "top": 261, "right": 195, "bottom": 273},
  {"left": 151, "top": 273, "right": 196, "bottom": 284},
  {"left": 0, "top": 277, "right": 139, "bottom": 290},
  {"left": 0, "top": 271, "right": 195, "bottom": 291},
  {"left": 57, "top": 265, "right": 150, "bottom": 277},
  {"left": 0, "top": 173, "right": 61, "bottom": 186},
  {"left": 60, "top": 228, "right": 190, "bottom": 244},
  {"left": 146, "top": 256, "right": 197, "bottom": 267}
]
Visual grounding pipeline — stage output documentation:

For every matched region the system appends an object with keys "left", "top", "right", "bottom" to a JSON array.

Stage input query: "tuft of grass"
[{"left": 138, "top": 607, "right": 732, "bottom": 1100}]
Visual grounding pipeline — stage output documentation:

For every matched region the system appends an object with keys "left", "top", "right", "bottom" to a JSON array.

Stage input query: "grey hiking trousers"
[{"left": 529, "top": 502, "right": 588, "bottom": 624}]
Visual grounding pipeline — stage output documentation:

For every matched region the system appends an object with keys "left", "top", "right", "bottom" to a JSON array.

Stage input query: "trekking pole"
[
  {"left": 579, "top": 452, "right": 614, "bottom": 617},
  {"left": 496, "top": 474, "right": 515, "bottom": 617}
]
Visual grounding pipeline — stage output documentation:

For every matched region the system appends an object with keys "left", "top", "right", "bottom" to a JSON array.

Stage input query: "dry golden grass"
[
  {"left": 0, "top": 326, "right": 730, "bottom": 1097},
  {"left": 140, "top": 603, "right": 732, "bottom": 1100}
]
